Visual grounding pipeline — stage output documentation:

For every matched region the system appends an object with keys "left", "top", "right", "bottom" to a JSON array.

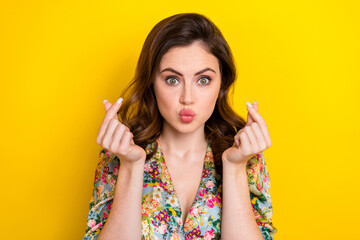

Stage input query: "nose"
[{"left": 179, "top": 82, "right": 194, "bottom": 105}]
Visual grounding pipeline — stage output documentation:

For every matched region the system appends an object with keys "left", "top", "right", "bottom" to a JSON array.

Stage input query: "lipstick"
[{"left": 179, "top": 109, "right": 195, "bottom": 123}]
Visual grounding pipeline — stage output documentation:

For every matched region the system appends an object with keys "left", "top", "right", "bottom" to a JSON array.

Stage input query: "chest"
[
  {"left": 141, "top": 145, "right": 222, "bottom": 238},
  {"left": 165, "top": 158, "right": 204, "bottom": 224}
]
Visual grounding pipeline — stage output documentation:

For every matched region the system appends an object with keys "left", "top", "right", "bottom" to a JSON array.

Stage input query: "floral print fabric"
[{"left": 83, "top": 140, "right": 277, "bottom": 239}]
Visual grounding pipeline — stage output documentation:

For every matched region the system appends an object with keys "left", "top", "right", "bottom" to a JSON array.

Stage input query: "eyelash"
[{"left": 165, "top": 76, "right": 212, "bottom": 85}]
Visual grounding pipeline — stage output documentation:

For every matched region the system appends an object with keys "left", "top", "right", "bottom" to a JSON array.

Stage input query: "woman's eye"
[
  {"left": 166, "top": 77, "right": 179, "bottom": 85},
  {"left": 198, "top": 77, "right": 211, "bottom": 85}
]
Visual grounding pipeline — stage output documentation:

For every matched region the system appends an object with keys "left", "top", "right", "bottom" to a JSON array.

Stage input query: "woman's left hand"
[{"left": 222, "top": 101, "right": 272, "bottom": 167}]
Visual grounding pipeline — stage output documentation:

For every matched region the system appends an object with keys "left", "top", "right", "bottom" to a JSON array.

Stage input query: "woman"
[{"left": 83, "top": 13, "right": 277, "bottom": 240}]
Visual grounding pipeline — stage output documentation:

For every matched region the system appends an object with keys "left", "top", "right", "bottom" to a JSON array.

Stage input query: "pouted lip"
[{"left": 179, "top": 109, "right": 196, "bottom": 117}]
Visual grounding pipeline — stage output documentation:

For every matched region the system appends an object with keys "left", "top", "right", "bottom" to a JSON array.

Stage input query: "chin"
[{"left": 173, "top": 119, "right": 204, "bottom": 133}]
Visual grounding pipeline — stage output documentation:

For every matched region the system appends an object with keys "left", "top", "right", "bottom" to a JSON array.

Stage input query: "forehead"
[{"left": 158, "top": 41, "right": 219, "bottom": 71}]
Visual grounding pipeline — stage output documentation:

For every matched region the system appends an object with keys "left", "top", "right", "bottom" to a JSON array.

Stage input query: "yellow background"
[{"left": 1, "top": 0, "right": 359, "bottom": 239}]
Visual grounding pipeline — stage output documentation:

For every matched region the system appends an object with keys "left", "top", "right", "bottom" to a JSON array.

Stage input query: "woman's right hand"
[{"left": 96, "top": 98, "right": 146, "bottom": 166}]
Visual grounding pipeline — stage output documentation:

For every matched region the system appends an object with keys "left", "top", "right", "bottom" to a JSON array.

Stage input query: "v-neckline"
[{"left": 155, "top": 138, "right": 211, "bottom": 226}]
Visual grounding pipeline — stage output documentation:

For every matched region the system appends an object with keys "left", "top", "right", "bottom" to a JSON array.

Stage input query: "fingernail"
[
  {"left": 116, "top": 97, "right": 123, "bottom": 105},
  {"left": 246, "top": 102, "right": 252, "bottom": 108},
  {"left": 253, "top": 101, "right": 258, "bottom": 104},
  {"left": 103, "top": 99, "right": 108, "bottom": 104}
]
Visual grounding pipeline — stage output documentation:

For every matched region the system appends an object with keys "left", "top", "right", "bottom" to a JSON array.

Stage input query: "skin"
[
  {"left": 152, "top": 40, "right": 222, "bottom": 224},
  {"left": 96, "top": 40, "right": 272, "bottom": 239},
  {"left": 222, "top": 101, "right": 272, "bottom": 167},
  {"left": 221, "top": 102, "right": 272, "bottom": 239},
  {"left": 153, "top": 40, "right": 221, "bottom": 152},
  {"left": 96, "top": 98, "right": 146, "bottom": 167}
]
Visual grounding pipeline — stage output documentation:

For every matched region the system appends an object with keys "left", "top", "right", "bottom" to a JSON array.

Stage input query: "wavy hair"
[{"left": 117, "top": 13, "right": 246, "bottom": 177}]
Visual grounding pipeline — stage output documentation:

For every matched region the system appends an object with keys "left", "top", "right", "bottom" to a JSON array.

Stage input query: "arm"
[
  {"left": 98, "top": 159, "right": 144, "bottom": 239},
  {"left": 221, "top": 152, "right": 277, "bottom": 240},
  {"left": 83, "top": 148, "right": 145, "bottom": 240}
]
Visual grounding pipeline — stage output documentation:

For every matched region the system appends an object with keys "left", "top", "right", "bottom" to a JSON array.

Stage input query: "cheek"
[
  {"left": 154, "top": 86, "right": 175, "bottom": 116},
  {"left": 202, "top": 95, "right": 217, "bottom": 113},
  {"left": 199, "top": 86, "right": 220, "bottom": 115},
  {"left": 200, "top": 85, "right": 220, "bottom": 104}
]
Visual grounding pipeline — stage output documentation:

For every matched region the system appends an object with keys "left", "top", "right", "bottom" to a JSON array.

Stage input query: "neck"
[{"left": 158, "top": 122, "right": 208, "bottom": 157}]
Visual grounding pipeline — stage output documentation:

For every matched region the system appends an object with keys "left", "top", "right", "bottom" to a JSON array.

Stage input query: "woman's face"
[{"left": 153, "top": 40, "right": 221, "bottom": 134}]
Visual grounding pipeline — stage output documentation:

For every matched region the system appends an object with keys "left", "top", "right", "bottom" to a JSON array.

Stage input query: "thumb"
[
  {"left": 253, "top": 101, "right": 259, "bottom": 112},
  {"left": 103, "top": 99, "right": 112, "bottom": 112},
  {"left": 245, "top": 101, "right": 259, "bottom": 126}
]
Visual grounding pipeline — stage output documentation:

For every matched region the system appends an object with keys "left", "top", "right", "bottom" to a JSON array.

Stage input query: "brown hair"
[{"left": 117, "top": 13, "right": 246, "bottom": 177}]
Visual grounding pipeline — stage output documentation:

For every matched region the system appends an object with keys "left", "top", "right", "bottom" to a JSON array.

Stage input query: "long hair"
[{"left": 117, "top": 13, "right": 246, "bottom": 177}]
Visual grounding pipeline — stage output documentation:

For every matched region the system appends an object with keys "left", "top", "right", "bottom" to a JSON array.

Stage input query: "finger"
[
  {"left": 119, "top": 130, "right": 133, "bottom": 154},
  {"left": 252, "top": 117, "right": 271, "bottom": 148},
  {"left": 234, "top": 131, "right": 241, "bottom": 147},
  {"left": 239, "top": 131, "right": 251, "bottom": 151},
  {"left": 97, "top": 98, "right": 123, "bottom": 145},
  {"left": 246, "top": 101, "right": 264, "bottom": 124},
  {"left": 246, "top": 102, "right": 270, "bottom": 142},
  {"left": 97, "top": 115, "right": 116, "bottom": 146},
  {"left": 103, "top": 99, "right": 112, "bottom": 112},
  {"left": 246, "top": 102, "right": 255, "bottom": 126},
  {"left": 234, "top": 127, "right": 245, "bottom": 147},
  {"left": 243, "top": 125, "right": 259, "bottom": 152},
  {"left": 110, "top": 123, "right": 128, "bottom": 153},
  {"left": 104, "top": 97, "right": 123, "bottom": 121},
  {"left": 250, "top": 122, "right": 267, "bottom": 151},
  {"left": 102, "top": 119, "right": 120, "bottom": 150},
  {"left": 245, "top": 101, "right": 258, "bottom": 126},
  {"left": 252, "top": 101, "right": 259, "bottom": 112}
]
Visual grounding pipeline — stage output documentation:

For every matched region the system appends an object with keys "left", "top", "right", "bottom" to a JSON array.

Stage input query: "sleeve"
[
  {"left": 246, "top": 151, "right": 277, "bottom": 240},
  {"left": 82, "top": 148, "right": 120, "bottom": 240}
]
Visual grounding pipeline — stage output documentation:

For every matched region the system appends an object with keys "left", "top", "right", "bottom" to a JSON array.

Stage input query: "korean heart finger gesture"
[
  {"left": 96, "top": 97, "right": 146, "bottom": 166},
  {"left": 222, "top": 101, "right": 272, "bottom": 167}
]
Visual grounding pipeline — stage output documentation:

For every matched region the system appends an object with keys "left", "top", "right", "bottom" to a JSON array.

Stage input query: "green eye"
[
  {"left": 166, "top": 77, "right": 179, "bottom": 85},
  {"left": 198, "top": 77, "right": 210, "bottom": 85}
]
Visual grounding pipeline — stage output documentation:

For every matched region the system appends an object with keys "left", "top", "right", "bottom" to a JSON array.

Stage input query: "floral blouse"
[{"left": 83, "top": 139, "right": 277, "bottom": 239}]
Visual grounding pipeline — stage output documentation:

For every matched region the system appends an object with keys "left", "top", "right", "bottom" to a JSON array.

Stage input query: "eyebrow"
[{"left": 159, "top": 67, "right": 216, "bottom": 76}]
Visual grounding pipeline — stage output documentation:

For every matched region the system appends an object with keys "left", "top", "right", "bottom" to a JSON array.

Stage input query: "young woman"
[{"left": 83, "top": 13, "right": 277, "bottom": 240}]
